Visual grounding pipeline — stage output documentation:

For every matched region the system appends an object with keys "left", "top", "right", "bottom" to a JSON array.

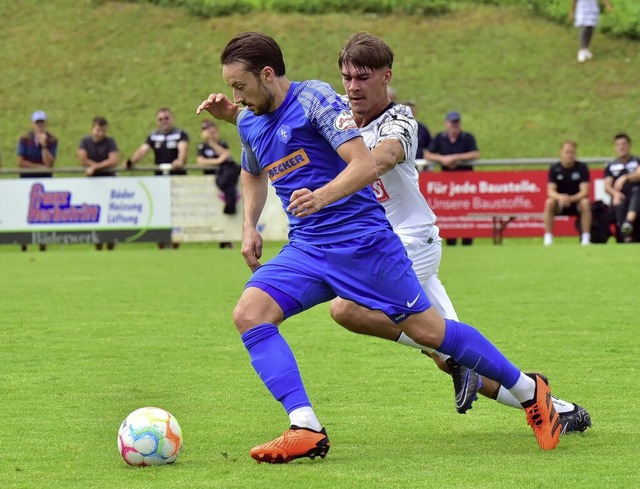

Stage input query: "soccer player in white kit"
[{"left": 329, "top": 32, "right": 591, "bottom": 431}]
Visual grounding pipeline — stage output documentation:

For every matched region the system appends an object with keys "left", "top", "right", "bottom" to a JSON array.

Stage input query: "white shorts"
[
  {"left": 575, "top": 0, "right": 600, "bottom": 27},
  {"left": 398, "top": 225, "right": 459, "bottom": 321}
]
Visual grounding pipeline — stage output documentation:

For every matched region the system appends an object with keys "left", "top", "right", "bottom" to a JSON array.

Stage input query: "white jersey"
[{"left": 356, "top": 101, "right": 437, "bottom": 236}]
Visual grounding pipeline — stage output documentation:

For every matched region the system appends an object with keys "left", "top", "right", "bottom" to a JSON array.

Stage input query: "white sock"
[
  {"left": 289, "top": 406, "right": 322, "bottom": 432},
  {"left": 496, "top": 386, "right": 576, "bottom": 413},
  {"left": 581, "top": 232, "right": 591, "bottom": 243},
  {"left": 397, "top": 332, "right": 449, "bottom": 360},
  {"left": 507, "top": 373, "right": 536, "bottom": 404},
  {"left": 551, "top": 395, "right": 576, "bottom": 414},
  {"left": 496, "top": 386, "right": 524, "bottom": 408}
]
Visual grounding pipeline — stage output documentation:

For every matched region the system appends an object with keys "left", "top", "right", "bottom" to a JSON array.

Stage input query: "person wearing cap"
[
  {"left": 196, "top": 120, "right": 233, "bottom": 176},
  {"left": 197, "top": 119, "right": 240, "bottom": 213},
  {"left": 124, "top": 107, "right": 189, "bottom": 176},
  {"left": 425, "top": 110, "right": 479, "bottom": 246},
  {"left": 197, "top": 119, "right": 240, "bottom": 248},
  {"left": 17, "top": 110, "right": 58, "bottom": 251},
  {"left": 17, "top": 110, "right": 57, "bottom": 179},
  {"left": 403, "top": 100, "right": 432, "bottom": 163}
]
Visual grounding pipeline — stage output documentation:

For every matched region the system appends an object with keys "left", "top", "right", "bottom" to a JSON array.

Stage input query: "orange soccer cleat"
[
  {"left": 250, "top": 425, "right": 330, "bottom": 463},
  {"left": 523, "top": 374, "right": 562, "bottom": 450}
]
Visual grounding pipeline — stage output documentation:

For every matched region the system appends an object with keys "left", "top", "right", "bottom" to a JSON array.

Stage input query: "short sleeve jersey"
[
  {"left": 79, "top": 136, "right": 118, "bottom": 163},
  {"left": 353, "top": 101, "right": 436, "bottom": 233},
  {"left": 604, "top": 156, "right": 640, "bottom": 183},
  {"left": 237, "top": 80, "right": 390, "bottom": 244},
  {"left": 548, "top": 161, "right": 590, "bottom": 195},
  {"left": 146, "top": 128, "right": 189, "bottom": 165}
]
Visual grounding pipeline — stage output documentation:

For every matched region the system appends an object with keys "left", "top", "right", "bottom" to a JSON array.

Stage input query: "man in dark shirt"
[
  {"left": 125, "top": 107, "right": 189, "bottom": 176},
  {"left": 78, "top": 117, "right": 119, "bottom": 177},
  {"left": 543, "top": 140, "right": 592, "bottom": 246},
  {"left": 17, "top": 110, "right": 57, "bottom": 179},
  {"left": 78, "top": 116, "right": 119, "bottom": 250},
  {"left": 425, "top": 110, "right": 479, "bottom": 245},
  {"left": 604, "top": 133, "right": 640, "bottom": 242},
  {"left": 125, "top": 108, "right": 189, "bottom": 248},
  {"left": 17, "top": 110, "right": 57, "bottom": 252}
]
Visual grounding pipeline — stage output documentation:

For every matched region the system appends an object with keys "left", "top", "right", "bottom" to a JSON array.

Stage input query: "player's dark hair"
[
  {"left": 92, "top": 116, "right": 108, "bottom": 127},
  {"left": 614, "top": 132, "right": 631, "bottom": 143},
  {"left": 156, "top": 107, "right": 172, "bottom": 116},
  {"left": 338, "top": 32, "right": 394, "bottom": 72},
  {"left": 221, "top": 32, "right": 286, "bottom": 77}
]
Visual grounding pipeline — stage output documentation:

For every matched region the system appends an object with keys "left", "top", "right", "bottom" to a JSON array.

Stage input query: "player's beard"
[{"left": 250, "top": 80, "right": 276, "bottom": 116}]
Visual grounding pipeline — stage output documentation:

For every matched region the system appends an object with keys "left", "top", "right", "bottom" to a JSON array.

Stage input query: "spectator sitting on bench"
[
  {"left": 543, "top": 140, "right": 592, "bottom": 246},
  {"left": 604, "top": 132, "right": 640, "bottom": 243}
]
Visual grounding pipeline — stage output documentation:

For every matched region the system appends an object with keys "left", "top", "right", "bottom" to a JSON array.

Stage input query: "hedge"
[{"left": 118, "top": 0, "right": 640, "bottom": 38}]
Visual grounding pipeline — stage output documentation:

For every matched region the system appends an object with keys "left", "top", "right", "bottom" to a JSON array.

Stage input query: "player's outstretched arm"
[{"left": 195, "top": 93, "right": 241, "bottom": 125}]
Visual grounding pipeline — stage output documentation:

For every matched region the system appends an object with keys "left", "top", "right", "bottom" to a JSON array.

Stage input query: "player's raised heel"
[
  {"left": 522, "top": 373, "right": 561, "bottom": 450},
  {"left": 250, "top": 425, "right": 330, "bottom": 463},
  {"left": 446, "top": 358, "right": 482, "bottom": 414}
]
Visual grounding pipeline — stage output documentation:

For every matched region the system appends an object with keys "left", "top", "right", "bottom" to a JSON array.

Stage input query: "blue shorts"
[{"left": 247, "top": 229, "right": 431, "bottom": 323}]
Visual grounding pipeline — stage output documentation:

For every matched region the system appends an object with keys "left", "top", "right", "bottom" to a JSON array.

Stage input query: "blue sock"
[
  {"left": 241, "top": 323, "right": 311, "bottom": 414},
  {"left": 438, "top": 319, "right": 521, "bottom": 389}
]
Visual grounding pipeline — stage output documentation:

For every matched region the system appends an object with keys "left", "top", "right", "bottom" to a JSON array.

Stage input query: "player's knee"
[
  {"left": 233, "top": 301, "right": 261, "bottom": 334},
  {"left": 329, "top": 298, "right": 351, "bottom": 327}
]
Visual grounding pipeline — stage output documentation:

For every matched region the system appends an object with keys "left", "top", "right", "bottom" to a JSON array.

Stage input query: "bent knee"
[{"left": 329, "top": 298, "right": 354, "bottom": 325}]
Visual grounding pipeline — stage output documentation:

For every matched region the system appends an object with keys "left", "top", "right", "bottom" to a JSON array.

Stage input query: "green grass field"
[{"left": 1, "top": 240, "right": 638, "bottom": 488}]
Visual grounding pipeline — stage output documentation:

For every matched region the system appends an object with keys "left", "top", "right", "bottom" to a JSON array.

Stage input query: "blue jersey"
[{"left": 238, "top": 80, "right": 390, "bottom": 244}]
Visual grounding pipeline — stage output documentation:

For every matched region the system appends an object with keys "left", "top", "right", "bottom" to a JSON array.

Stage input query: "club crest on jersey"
[
  {"left": 334, "top": 110, "right": 357, "bottom": 131},
  {"left": 278, "top": 125, "right": 291, "bottom": 143},
  {"left": 265, "top": 149, "right": 310, "bottom": 182}
]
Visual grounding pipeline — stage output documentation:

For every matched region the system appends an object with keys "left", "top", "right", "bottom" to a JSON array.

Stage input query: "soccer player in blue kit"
[{"left": 197, "top": 31, "right": 561, "bottom": 463}]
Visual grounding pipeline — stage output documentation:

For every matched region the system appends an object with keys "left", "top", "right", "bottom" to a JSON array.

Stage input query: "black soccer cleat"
[
  {"left": 558, "top": 404, "right": 592, "bottom": 434},
  {"left": 446, "top": 358, "right": 482, "bottom": 414}
]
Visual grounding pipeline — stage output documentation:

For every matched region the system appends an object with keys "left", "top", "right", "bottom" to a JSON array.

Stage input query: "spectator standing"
[
  {"left": 425, "top": 110, "right": 479, "bottom": 246},
  {"left": 196, "top": 120, "right": 232, "bottom": 176},
  {"left": 126, "top": 107, "right": 189, "bottom": 176},
  {"left": 78, "top": 117, "right": 119, "bottom": 177},
  {"left": 604, "top": 133, "right": 640, "bottom": 242},
  {"left": 17, "top": 110, "right": 57, "bottom": 179},
  {"left": 197, "top": 119, "right": 240, "bottom": 248},
  {"left": 569, "top": 0, "right": 612, "bottom": 63},
  {"left": 404, "top": 100, "right": 432, "bottom": 164},
  {"left": 17, "top": 110, "right": 57, "bottom": 252},
  {"left": 125, "top": 107, "right": 189, "bottom": 249},
  {"left": 78, "top": 116, "right": 119, "bottom": 251},
  {"left": 543, "top": 140, "right": 592, "bottom": 246}
]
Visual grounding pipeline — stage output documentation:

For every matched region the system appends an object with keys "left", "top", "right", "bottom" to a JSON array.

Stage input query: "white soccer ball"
[{"left": 117, "top": 407, "right": 183, "bottom": 466}]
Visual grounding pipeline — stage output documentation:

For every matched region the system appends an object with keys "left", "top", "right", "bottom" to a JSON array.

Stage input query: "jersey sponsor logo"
[
  {"left": 278, "top": 125, "right": 291, "bottom": 143},
  {"left": 371, "top": 178, "right": 390, "bottom": 203},
  {"left": 334, "top": 109, "right": 357, "bottom": 131},
  {"left": 265, "top": 149, "right": 310, "bottom": 181}
]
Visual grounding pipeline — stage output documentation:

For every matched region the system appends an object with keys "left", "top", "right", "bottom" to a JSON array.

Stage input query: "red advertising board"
[{"left": 418, "top": 169, "right": 605, "bottom": 240}]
